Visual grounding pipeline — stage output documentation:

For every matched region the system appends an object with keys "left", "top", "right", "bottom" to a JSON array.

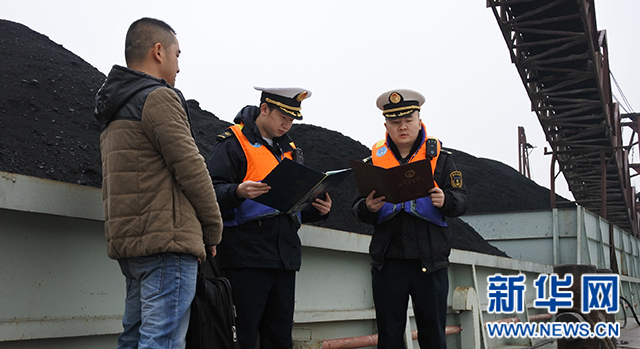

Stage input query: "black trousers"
[
  {"left": 224, "top": 268, "right": 296, "bottom": 349},
  {"left": 371, "top": 259, "right": 449, "bottom": 349}
]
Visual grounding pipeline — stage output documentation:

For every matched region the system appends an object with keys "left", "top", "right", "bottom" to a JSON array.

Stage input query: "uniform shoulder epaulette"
[
  {"left": 362, "top": 156, "right": 373, "bottom": 163},
  {"left": 439, "top": 144, "right": 451, "bottom": 155},
  {"left": 216, "top": 128, "right": 236, "bottom": 141}
]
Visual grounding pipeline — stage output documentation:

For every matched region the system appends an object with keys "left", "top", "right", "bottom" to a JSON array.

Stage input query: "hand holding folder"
[
  {"left": 349, "top": 159, "right": 434, "bottom": 204},
  {"left": 253, "top": 158, "right": 352, "bottom": 214}
]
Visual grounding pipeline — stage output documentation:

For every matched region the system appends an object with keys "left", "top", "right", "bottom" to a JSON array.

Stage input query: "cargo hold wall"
[{"left": 2, "top": 171, "right": 640, "bottom": 349}]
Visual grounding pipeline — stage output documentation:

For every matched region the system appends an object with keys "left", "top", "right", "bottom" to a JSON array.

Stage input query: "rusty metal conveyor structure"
[{"left": 487, "top": 0, "right": 639, "bottom": 236}]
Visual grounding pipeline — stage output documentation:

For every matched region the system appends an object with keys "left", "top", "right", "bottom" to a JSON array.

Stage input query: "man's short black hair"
[
  {"left": 265, "top": 102, "right": 279, "bottom": 112},
  {"left": 125, "top": 18, "right": 176, "bottom": 66}
]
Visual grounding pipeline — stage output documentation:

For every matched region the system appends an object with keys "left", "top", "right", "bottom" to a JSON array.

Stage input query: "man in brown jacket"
[{"left": 94, "top": 18, "right": 223, "bottom": 349}]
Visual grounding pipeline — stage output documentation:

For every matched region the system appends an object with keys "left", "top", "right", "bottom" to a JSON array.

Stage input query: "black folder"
[
  {"left": 349, "top": 159, "right": 434, "bottom": 204},
  {"left": 253, "top": 158, "right": 352, "bottom": 214}
]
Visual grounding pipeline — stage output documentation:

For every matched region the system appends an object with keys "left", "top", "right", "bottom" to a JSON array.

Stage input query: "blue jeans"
[{"left": 117, "top": 253, "right": 198, "bottom": 349}]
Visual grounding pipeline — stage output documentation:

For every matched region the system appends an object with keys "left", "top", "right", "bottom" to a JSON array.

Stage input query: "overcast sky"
[{"left": 3, "top": 0, "right": 639, "bottom": 200}]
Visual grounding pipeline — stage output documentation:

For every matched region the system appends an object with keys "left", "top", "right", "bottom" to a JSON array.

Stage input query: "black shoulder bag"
[{"left": 186, "top": 254, "right": 238, "bottom": 349}]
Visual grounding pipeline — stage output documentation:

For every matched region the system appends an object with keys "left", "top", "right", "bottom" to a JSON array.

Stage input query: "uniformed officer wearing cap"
[
  {"left": 351, "top": 89, "right": 468, "bottom": 348},
  {"left": 207, "top": 87, "right": 332, "bottom": 349}
]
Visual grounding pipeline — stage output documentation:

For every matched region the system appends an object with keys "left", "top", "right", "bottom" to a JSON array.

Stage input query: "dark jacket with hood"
[
  {"left": 94, "top": 65, "right": 223, "bottom": 260},
  {"left": 207, "top": 105, "right": 325, "bottom": 271}
]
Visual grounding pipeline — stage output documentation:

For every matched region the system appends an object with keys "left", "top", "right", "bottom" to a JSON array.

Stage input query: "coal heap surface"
[
  {"left": 449, "top": 149, "right": 570, "bottom": 214},
  {"left": 1, "top": 19, "right": 572, "bottom": 258},
  {"left": 0, "top": 20, "right": 105, "bottom": 186}
]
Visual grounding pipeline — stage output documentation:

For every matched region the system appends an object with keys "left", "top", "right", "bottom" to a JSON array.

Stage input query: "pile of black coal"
[{"left": 1, "top": 19, "right": 571, "bottom": 258}]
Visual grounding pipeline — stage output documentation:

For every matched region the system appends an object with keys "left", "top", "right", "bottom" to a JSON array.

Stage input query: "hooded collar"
[{"left": 94, "top": 65, "right": 178, "bottom": 126}]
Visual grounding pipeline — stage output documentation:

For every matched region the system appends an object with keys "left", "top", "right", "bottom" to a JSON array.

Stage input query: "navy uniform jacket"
[
  {"left": 207, "top": 105, "right": 325, "bottom": 271},
  {"left": 352, "top": 140, "right": 468, "bottom": 273}
]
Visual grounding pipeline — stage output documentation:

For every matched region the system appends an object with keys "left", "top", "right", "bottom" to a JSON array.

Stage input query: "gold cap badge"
[
  {"left": 389, "top": 92, "right": 402, "bottom": 104},
  {"left": 296, "top": 91, "right": 309, "bottom": 102}
]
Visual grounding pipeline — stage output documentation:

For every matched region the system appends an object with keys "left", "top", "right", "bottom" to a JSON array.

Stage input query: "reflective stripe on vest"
[
  {"left": 223, "top": 124, "right": 298, "bottom": 227},
  {"left": 372, "top": 123, "right": 447, "bottom": 227}
]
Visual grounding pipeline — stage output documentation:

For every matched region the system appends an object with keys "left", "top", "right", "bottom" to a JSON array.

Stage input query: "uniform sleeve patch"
[{"left": 450, "top": 171, "right": 463, "bottom": 188}]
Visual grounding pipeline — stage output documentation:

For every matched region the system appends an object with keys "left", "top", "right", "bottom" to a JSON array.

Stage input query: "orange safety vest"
[
  {"left": 371, "top": 123, "right": 447, "bottom": 227},
  {"left": 224, "top": 124, "right": 298, "bottom": 227},
  {"left": 229, "top": 124, "right": 294, "bottom": 181}
]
